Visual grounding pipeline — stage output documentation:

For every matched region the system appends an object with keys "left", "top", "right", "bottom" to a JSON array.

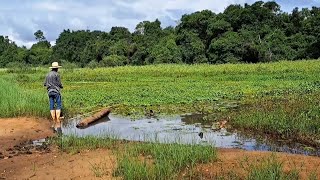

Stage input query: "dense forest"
[{"left": 1, "top": 1, "right": 320, "bottom": 68}]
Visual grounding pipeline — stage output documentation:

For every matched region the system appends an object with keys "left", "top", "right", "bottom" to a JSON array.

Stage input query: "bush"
[
  {"left": 100, "top": 55, "right": 127, "bottom": 67},
  {"left": 6, "top": 62, "right": 36, "bottom": 74},
  {"left": 194, "top": 55, "right": 208, "bottom": 64},
  {"left": 60, "top": 60, "right": 79, "bottom": 72},
  {"left": 86, "top": 60, "right": 100, "bottom": 69}
]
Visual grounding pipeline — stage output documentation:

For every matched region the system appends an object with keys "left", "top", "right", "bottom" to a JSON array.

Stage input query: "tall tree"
[
  {"left": 3, "top": 0, "right": 320, "bottom": 67},
  {"left": 177, "top": 31, "right": 207, "bottom": 64},
  {"left": 177, "top": 10, "right": 216, "bottom": 48},
  {"left": 52, "top": 30, "right": 97, "bottom": 66},
  {"left": 34, "top": 30, "right": 46, "bottom": 42},
  {"left": 150, "top": 34, "right": 182, "bottom": 64},
  {"left": 0, "top": 36, "right": 23, "bottom": 67}
]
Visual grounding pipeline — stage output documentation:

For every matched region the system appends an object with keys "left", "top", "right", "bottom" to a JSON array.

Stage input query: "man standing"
[{"left": 44, "top": 62, "right": 63, "bottom": 134}]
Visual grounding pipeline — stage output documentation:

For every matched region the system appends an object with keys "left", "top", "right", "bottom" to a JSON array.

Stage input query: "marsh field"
[{"left": 1, "top": 60, "right": 320, "bottom": 179}]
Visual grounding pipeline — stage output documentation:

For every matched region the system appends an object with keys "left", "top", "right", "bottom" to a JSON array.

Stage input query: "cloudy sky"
[{"left": 0, "top": 0, "right": 319, "bottom": 47}]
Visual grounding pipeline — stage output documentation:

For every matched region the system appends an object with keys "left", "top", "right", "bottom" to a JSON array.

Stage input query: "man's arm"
[
  {"left": 44, "top": 76, "right": 47, "bottom": 87},
  {"left": 57, "top": 74, "right": 63, "bottom": 89}
]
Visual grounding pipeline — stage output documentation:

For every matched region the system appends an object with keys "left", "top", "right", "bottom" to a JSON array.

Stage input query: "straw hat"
[{"left": 50, "top": 62, "right": 62, "bottom": 69}]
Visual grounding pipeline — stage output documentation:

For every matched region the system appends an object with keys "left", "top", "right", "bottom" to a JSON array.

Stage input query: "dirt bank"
[
  {"left": 0, "top": 117, "right": 116, "bottom": 180},
  {"left": 192, "top": 148, "right": 320, "bottom": 179},
  {"left": 0, "top": 117, "right": 54, "bottom": 153}
]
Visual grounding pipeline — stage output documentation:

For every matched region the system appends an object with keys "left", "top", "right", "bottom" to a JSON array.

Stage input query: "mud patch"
[
  {"left": 0, "top": 117, "right": 54, "bottom": 161},
  {"left": 1, "top": 139, "right": 51, "bottom": 160}
]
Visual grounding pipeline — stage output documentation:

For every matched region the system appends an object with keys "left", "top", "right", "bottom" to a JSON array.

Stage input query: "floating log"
[
  {"left": 76, "top": 108, "right": 111, "bottom": 128},
  {"left": 76, "top": 117, "right": 110, "bottom": 129}
]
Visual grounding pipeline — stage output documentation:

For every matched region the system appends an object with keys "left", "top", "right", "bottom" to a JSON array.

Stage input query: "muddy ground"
[{"left": 0, "top": 118, "right": 319, "bottom": 180}]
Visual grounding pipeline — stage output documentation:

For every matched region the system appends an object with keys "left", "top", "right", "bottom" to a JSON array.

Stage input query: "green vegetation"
[
  {"left": 246, "top": 156, "right": 299, "bottom": 180},
  {"left": 53, "top": 136, "right": 217, "bottom": 180},
  {"left": 115, "top": 142, "right": 216, "bottom": 180},
  {"left": 0, "top": 78, "right": 47, "bottom": 117},
  {"left": 53, "top": 136, "right": 318, "bottom": 180},
  {"left": 1, "top": 1, "right": 320, "bottom": 67},
  {"left": 1, "top": 60, "right": 320, "bottom": 144},
  {"left": 1, "top": 60, "right": 319, "bottom": 115},
  {"left": 231, "top": 93, "right": 320, "bottom": 145},
  {"left": 2, "top": 1, "right": 320, "bottom": 179},
  {"left": 1, "top": 60, "right": 318, "bottom": 179},
  {"left": 55, "top": 135, "right": 117, "bottom": 154}
]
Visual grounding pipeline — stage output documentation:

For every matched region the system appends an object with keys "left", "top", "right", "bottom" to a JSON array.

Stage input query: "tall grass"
[
  {"left": 54, "top": 135, "right": 117, "bottom": 154},
  {"left": 246, "top": 156, "right": 300, "bottom": 180},
  {"left": 231, "top": 93, "right": 320, "bottom": 144},
  {"left": 0, "top": 79, "right": 47, "bottom": 117},
  {"left": 52, "top": 135, "right": 217, "bottom": 179},
  {"left": 115, "top": 142, "right": 217, "bottom": 179}
]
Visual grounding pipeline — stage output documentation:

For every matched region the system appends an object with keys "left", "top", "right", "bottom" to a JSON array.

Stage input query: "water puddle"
[
  {"left": 33, "top": 139, "right": 47, "bottom": 146},
  {"left": 62, "top": 113, "right": 320, "bottom": 156}
]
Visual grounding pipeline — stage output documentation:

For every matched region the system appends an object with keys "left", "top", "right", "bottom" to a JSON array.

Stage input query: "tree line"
[{"left": 1, "top": 1, "right": 320, "bottom": 68}]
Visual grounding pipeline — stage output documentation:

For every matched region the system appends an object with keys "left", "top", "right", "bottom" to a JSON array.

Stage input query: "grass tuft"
[
  {"left": 53, "top": 135, "right": 117, "bottom": 154},
  {"left": 115, "top": 142, "right": 217, "bottom": 179}
]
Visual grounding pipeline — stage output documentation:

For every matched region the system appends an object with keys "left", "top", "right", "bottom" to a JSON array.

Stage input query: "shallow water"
[{"left": 61, "top": 113, "right": 320, "bottom": 156}]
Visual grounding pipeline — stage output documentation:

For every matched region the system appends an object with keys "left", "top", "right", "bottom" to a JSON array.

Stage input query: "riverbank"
[{"left": 1, "top": 118, "right": 319, "bottom": 179}]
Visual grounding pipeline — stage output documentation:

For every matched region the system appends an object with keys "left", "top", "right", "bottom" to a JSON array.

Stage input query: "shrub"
[
  {"left": 100, "top": 55, "right": 127, "bottom": 67},
  {"left": 60, "top": 60, "right": 79, "bottom": 72},
  {"left": 6, "top": 62, "right": 36, "bottom": 74},
  {"left": 86, "top": 60, "right": 100, "bottom": 69}
]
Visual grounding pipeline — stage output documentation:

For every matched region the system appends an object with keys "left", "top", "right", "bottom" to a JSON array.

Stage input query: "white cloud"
[
  {"left": 33, "top": 1, "right": 65, "bottom": 12},
  {"left": 70, "top": 18, "right": 86, "bottom": 29}
]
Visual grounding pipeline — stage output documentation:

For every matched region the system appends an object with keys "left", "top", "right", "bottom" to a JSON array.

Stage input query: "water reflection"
[{"left": 61, "top": 113, "right": 320, "bottom": 156}]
